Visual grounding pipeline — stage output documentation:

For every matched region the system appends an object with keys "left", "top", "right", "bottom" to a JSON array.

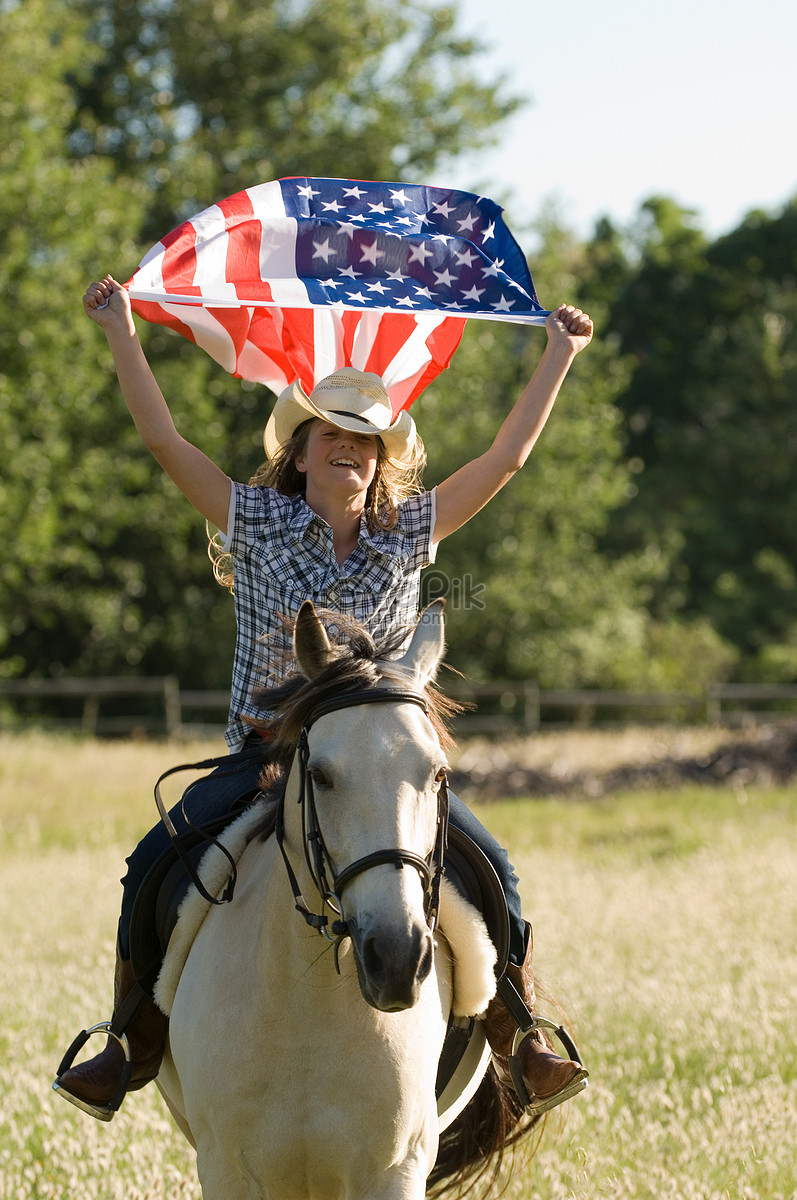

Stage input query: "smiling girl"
[{"left": 55, "top": 273, "right": 592, "bottom": 1122}]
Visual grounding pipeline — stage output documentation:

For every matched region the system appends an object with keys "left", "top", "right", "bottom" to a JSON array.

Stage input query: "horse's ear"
[
  {"left": 398, "top": 599, "right": 446, "bottom": 688},
  {"left": 294, "top": 601, "right": 334, "bottom": 679}
]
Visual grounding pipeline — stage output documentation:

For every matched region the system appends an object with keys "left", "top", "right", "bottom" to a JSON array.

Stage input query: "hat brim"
[{"left": 264, "top": 381, "right": 416, "bottom": 465}]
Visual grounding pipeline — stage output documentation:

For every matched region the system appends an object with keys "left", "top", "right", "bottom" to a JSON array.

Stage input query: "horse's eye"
[
  {"left": 310, "top": 767, "right": 331, "bottom": 788},
  {"left": 434, "top": 767, "right": 448, "bottom": 785}
]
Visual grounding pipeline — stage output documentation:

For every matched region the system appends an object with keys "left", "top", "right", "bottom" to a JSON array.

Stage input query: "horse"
[{"left": 154, "top": 600, "right": 536, "bottom": 1199}]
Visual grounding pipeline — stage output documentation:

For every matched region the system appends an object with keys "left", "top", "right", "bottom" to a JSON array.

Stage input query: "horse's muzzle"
[{"left": 352, "top": 922, "right": 435, "bottom": 1012}]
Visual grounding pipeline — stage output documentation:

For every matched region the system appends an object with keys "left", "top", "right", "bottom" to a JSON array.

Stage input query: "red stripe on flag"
[
  {"left": 234, "top": 308, "right": 295, "bottom": 386},
  {"left": 129, "top": 299, "right": 200, "bottom": 344},
  {"left": 217, "top": 188, "right": 255, "bottom": 230},
  {"left": 200, "top": 305, "right": 260, "bottom": 365},
  {"left": 276, "top": 309, "right": 322, "bottom": 394},
  {"left": 403, "top": 317, "right": 466, "bottom": 407},
  {"left": 340, "top": 311, "right": 361, "bottom": 365},
  {"left": 217, "top": 192, "right": 275, "bottom": 304},
  {"left": 361, "top": 314, "right": 420, "bottom": 378},
  {"left": 159, "top": 221, "right": 203, "bottom": 297}
]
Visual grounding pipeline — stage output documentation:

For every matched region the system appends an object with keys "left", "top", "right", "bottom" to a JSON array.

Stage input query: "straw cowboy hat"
[{"left": 264, "top": 368, "right": 417, "bottom": 466}]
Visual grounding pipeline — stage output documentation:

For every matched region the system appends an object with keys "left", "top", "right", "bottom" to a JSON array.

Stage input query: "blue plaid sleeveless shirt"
[{"left": 221, "top": 483, "right": 438, "bottom": 751}]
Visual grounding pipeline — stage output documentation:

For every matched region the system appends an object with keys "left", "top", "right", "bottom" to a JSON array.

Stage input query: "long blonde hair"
[{"left": 209, "top": 418, "right": 427, "bottom": 591}]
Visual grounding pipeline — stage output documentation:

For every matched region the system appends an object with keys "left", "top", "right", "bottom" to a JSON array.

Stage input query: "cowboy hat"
[{"left": 264, "top": 368, "right": 417, "bottom": 465}]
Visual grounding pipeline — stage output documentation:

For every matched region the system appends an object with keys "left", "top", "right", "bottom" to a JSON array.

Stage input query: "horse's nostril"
[
  {"left": 362, "top": 935, "right": 385, "bottom": 983},
  {"left": 417, "top": 931, "right": 434, "bottom": 984},
  {"left": 360, "top": 926, "right": 434, "bottom": 1010}
]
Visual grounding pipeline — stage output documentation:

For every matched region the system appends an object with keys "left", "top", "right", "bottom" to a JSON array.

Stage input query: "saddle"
[
  {"left": 127, "top": 804, "right": 512, "bottom": 1125},
  {"left": 127, "top": 808, "right": 258, "bottom": 997}
]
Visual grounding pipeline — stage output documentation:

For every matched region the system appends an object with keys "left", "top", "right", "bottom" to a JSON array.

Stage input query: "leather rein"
[{"left": 274, "top": 687, "right": 450, "bottom": 963}]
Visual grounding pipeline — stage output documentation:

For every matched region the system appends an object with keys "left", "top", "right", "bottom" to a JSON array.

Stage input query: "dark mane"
[{"left": 249, "top": 612, "right": 463, "bottom": 791}]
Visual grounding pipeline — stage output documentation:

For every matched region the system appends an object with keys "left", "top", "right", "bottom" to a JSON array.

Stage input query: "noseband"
[{"left": 275, "top": 688, "right": 450, "bottom": 960}]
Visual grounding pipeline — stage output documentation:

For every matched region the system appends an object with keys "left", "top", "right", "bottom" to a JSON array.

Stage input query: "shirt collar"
[
  {"left": 287, "top": 495, "right": 395, "bottom": 556},
  {"left": 358, "top": 517, "right": 399, "bottom": 557},
  {"left": 285, "top": 495, "right": 323, "bottom": 540}
]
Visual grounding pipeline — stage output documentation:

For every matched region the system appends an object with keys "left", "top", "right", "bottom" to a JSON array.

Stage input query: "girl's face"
[{"left": 295, "top": 420, "right": 380, "bottom": 496}]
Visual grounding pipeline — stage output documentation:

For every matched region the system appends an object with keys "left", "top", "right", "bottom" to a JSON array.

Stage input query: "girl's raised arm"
[
  {"left": 84, "top": 276, "right": 232, "bottom": 532},
  {"left": 433, "top": 305, "right": 593, "bottom": 544}
]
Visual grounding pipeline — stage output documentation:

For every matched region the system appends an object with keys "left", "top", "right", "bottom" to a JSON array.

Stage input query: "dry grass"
[
  {"left": 452, "top": 722, "right": 775, "bottom": 779},
  {"left": 1, "top": 731, "right": 796, "bottom": 1198},
  {"left": 0, "top": 731, "right": 223, "bottom": 852},
  {"left": 483, "top": 788, "right": 797, "bottom": 1199}
]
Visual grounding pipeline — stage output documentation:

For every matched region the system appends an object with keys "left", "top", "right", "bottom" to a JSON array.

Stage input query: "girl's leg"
[
  {"left": 446, "top": 791, "right": 589, "bottom": 1116},
  {"left": 447, "top": 790, "right": 527, "bottom": 966}
]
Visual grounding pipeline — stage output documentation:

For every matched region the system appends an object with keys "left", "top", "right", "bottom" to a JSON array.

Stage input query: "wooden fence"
[{"left": 3, "top": 676, "right": 797, "bottom": 738}]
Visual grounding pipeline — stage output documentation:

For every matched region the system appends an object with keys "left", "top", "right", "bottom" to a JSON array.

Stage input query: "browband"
[{"left": 303, "top": 688, "right": 429, "bottom": 731}]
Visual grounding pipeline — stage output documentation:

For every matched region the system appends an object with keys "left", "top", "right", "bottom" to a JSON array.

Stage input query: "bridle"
[{"left": 274, "top": 687, "right": 450, "bottom": 965}]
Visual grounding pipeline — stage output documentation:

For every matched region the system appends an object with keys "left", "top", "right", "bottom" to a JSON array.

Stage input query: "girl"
[{"left": 56, "top": 275, "right": 593, "bottom": 1120}]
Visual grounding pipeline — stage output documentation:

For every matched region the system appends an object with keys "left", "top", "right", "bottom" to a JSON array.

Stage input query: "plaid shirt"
[{"left": 221, "top": 484, "right": 438, "bottom": 750}]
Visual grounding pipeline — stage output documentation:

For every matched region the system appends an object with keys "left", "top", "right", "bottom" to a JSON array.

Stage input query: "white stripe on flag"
[
  {"left": 381, "top": 315, "right": 450, "bottom": 384},
  {"left": 137, "top": 239, "right": 167, "bottom": 276},
  {"left": 250, "top": 180, "right": 308, "bottom": 308},
  {"left": 159, "top": 302, "right": 238, "bottom": 374},
  {"left": 235, "top": 339, "right": 291, "bottom": 393},
  {"left": 191, "top": 204, "right": 239, "bottom": 302},
  {"left": 380, "top": 315, "right": 456, "bottom": 410},
  {"left": 312, "top": 308, "right": 345, "bottom": 382},
  {"left": 347, "top": 311, "right": 383, "bottom": 371}
]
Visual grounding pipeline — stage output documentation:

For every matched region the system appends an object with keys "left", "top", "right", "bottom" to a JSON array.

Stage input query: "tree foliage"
[
  {"left": 67, "top": 0, "right": 521, "bottom": 240},
  {"left": 592, "top": 196, "right": 797, "bottom": 677},
  {"left": 3, "top": 0, "right": 796, "bottom": 704}
]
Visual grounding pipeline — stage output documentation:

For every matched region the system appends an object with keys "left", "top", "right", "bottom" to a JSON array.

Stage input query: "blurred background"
[{"left": 2, "top": 0, "right": 796, "bottom": 732}]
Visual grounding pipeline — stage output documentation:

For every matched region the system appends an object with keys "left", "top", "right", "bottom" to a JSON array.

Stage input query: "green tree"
[
  {"left": 593, "top": 196, "right": 797, "bottom": 676},
  {"left": 0, "top": 0, "right": 148, "bottom": 682},
  {"left": 416, "top": 217, "right": 666, "bottom": 689},
  {"left": 68, "top": 0, "right": 521, "bottom": 241},
  {"left": 1, "top": 0, "right": 523, "bottom": 696}
]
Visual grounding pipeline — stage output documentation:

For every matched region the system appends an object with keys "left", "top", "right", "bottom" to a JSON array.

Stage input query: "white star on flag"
[
  {"left": 408, "top": 244, "right": 434, "bottom": 265},
  {"left": 359, "top": 241, "right": 386, "bottom": 265},
  {"left": 312, "top": 239, "right": 335, "bottom": 263}
]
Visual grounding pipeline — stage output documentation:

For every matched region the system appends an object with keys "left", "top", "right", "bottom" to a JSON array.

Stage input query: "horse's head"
[{"left": 281, "top": 600, "right": 452, "bottom": 1012}]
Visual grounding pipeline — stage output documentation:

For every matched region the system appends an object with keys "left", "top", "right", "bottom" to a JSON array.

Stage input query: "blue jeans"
[{"left": 118, "top": 752, "right": 526, "bottom": 967}]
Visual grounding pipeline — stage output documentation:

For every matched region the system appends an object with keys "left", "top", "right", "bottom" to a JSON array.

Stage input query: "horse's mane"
[{"left": 249, "top": 612, "right": 463, "bottom": 793}]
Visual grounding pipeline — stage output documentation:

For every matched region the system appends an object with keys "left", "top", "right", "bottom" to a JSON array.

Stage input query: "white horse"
[{"left": 154, "top": 600, "right": 520, "bottom": 1200}]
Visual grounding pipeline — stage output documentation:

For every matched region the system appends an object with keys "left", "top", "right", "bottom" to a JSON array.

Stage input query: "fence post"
[
  {"left": 706, "top": 685, "right": 721, "bottom": 724},
  {"left": 81, "top": 693, "right": 100, "bottom": 736},
  {"left": 163, "top": 676, "right": 182, "bottom": 737},
  {"left": 523, "top": 681, "right": 540, "bottom": 731}
]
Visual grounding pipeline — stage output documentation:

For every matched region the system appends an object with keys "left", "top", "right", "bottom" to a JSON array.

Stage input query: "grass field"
[{"left": 1, "top": 730, "right": 796, "bottom": 1199}]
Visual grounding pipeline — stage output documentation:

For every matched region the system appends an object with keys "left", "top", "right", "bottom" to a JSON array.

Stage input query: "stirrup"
[
  {"left": 508, "top": 1015, "right": 589, "bottom": 1118},
  {"left": 52, "top": 1022, "right": 133, "bottom": 1122}
]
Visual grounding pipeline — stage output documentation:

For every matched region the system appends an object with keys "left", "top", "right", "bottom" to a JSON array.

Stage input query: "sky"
[{"left": 444, "top": 0, "right": 796, "bottom": 245}]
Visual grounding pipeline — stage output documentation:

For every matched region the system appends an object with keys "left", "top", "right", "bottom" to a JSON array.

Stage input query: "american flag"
[{"left": 126, "top": 177, "right": 548, "bottom": 411}]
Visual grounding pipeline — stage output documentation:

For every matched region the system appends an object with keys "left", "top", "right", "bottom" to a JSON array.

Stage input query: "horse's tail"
[{"left": 427, "top": 1066, "right": 543, "bottom": 1199}]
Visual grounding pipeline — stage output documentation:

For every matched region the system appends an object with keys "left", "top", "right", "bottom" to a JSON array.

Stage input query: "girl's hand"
[
  {"left": 82, "top": 275, "right": 133, "bottom": 331},
  {"left": 546, "top": 304, "right": 594, "bottom": 355}
]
